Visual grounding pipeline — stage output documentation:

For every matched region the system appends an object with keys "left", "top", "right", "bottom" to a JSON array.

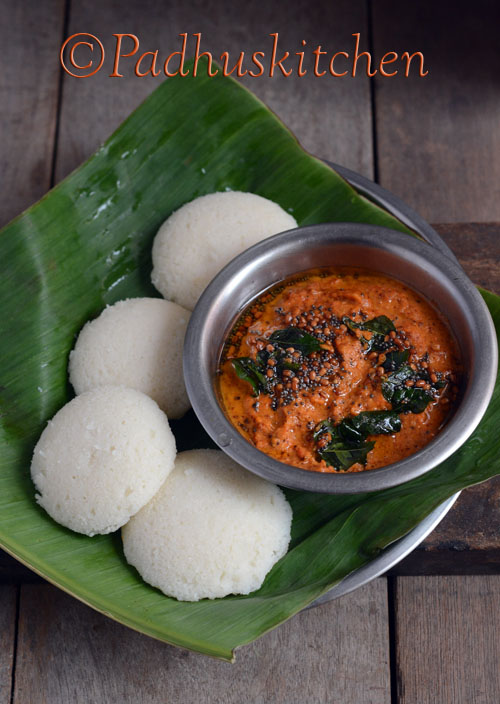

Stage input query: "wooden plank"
[
  {"left": 13, "top": 581, "right": 390, "bottom": 704},
  {"left": 56, "top": 0, "right": 373, "bottom": 182},
  {"left": 0, "top": 554, "right": 40, "bottom": 585},
  {"left": 372, "top": 0, "right": 500, "bottom": 223},
  {"left": 435, "top": 222, "right": 500, "bottom": 294},
  {"left": 392, "top": 474, "right": 500, "bottom": 576},
  {"left": 395, "top": 576, "right": 500, "bottom": 703},
  {"left": 0, "top": 586, "right": 17, "bottom": 704},
  {"left": 0, "top": 0, "right": 65, "bottom": 227}
]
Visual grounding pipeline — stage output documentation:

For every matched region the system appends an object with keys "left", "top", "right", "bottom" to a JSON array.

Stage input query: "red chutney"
[{"left": 217, "top": 268, "right": 462, "bottom": 473}]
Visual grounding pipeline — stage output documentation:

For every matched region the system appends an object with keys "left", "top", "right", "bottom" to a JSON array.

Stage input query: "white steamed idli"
[
  {"left": 122, "top": 449, "right": 292, "bottom": 601},
  {"left": 31, "top": 386, "right": 176, "bottom": 536},
  {"left": 69, "top": 297, "right": 191, "bottom": 419},
  {"left": 151, "top": 191, "right": 297, "bottom": 310}
]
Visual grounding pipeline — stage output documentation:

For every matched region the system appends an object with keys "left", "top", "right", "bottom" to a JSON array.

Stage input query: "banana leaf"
[{"left": 0, "top": 61, "right": 499, "bottom": 662}]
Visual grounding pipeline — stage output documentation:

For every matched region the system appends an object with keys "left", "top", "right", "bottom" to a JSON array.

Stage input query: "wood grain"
[
  {"left": 372, "top": 0, "right": 500, "bottom": 223},
  {"left": 0, "top": 0, "right": 65, "bottom": 227},
  {"left": 1, "top": 4, "right": 499, "bottom": 703},
  {"left": 56, "top": 0, "right": 373, "bottom": 181},
  {"left": 13, "top": 581, "right": 390, "bottom": 704},
  {"left": 0, "top": 587, "right": 16, "bottom": 704},
  {"left": 395, "top": 576, "right": 500, "bottom": 703},
  {"left": 436, "top": 223, "right": 500, "bottom": 295},
  {"left": 0, "top": 554, "right": 36, "bottom": 585}
]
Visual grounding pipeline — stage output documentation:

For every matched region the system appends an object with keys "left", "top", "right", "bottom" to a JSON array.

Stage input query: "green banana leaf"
[{"left": 0, "top": 61, "right": 498, "bottom": 662}]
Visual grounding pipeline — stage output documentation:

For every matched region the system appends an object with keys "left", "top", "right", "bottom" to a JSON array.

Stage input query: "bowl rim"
[{"left": 183, "top": 223, "right": 498, "bottom": 493}]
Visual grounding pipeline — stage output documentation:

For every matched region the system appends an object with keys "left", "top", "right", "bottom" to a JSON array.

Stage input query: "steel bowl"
[{"left": 183, "top": 223, "right": 497, "bottom": 493}]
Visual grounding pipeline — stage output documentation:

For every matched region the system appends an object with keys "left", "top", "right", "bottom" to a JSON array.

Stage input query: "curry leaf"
[
  {"left": 344, "top": 315, "right": 396, "bottom": 353},
  {"left": 343, "top": 315, "right": 396, "bottom": 335},
  {"left": 383, "top": 365, "right": 414, "bottom": 387},
  {"left": 319, "top": 441, "right": 375, "bottom": 471},
  {"left": 231, "top": 358, "right": 268, "bottom": 396},
  {"left": 361, "top": 335, "right": 389, "bottom": 353},
  {"left": 269, "top": 327, "right": 321, "bottom": 354},
  {"left": 257, "top": 347, "right": 300, "bottom": 373},
  {"left": 315, "top": 411, "right": 401, "bottom": 470},
  {"left": 232, "top": 344, "right": 302, "bottom": 396},
  {"left": 382, "top": 365, "right": 432, "bottom": 414},
  {"left": 382, "top": 350, "right": 410, "bottom": 372},
  {"left": 390, "top": 386, "right": 432, "bottom": 414},
  {"left": 313, "top": 419, "right": 337, "bottom": 441},
  {"left": 339, "top": 411, "right": 402, "bottom": 442}
]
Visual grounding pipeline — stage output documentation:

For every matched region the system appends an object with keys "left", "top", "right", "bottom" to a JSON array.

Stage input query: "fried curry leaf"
[
  {"left": 320, "top": 441, "right": 376, "bottom": 471},
  {"left": 314, "top": 411, "right": 401, "bottom": 470},
  {"left": 232, "top": 358, "right": 268, "bottom": 396},
  {"left": 257, "top": 347, "right": 300, "bottom": 373},
  {"left": 340, "top": 411, "right": 402, "bottom": 442},
  {"left": 343, "top": 315, "right": 396, "bottom": 336},
  {"left": 390, "top": 386, "right": 432, "bottom": 414},
  {"left": 232, "top": 344, "right": 301, "bottom": 397},
  {"left": 343, "top": 315, "right": 396, "bottom": 353},
  {"left": 382, "top": 349, "right": 410, "bottom": 372},
  {"left": 269, "top": 327, "right": 322, "bottom": 354},
  {"left": 382, "top": 364, "right": 413, "bottom": 388},
  {"left": 313, "top": 419, "right": 337, "bottom": 441},
  {"left": 381, "top": 365, "right": 432, "bottom": 414},
  {"left": 363, "top": 336, "right": 388, "bottom": 354}
]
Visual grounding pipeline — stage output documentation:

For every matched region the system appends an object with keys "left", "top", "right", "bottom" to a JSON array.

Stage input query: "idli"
[
  {"left": 31, "top": 386, "right": 176, "bottom": 536},
  {"left": 151, "top": 191, "right": 297, "bottom": 310},
  {"left": 122, "top": 449, "right": 292, "bottom": 601},
  {"left": 69, "top": 298, "right": 190, "bottom": 419}
]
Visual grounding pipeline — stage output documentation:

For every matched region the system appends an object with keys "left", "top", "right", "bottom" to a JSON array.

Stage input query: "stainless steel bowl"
[{"left": 183, "top": 223, "right": 497, "bottom": 493}]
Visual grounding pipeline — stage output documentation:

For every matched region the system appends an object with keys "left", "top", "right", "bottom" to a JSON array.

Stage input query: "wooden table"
[{"left": 1, "top": 1, "right": 499, "bottom": 702}]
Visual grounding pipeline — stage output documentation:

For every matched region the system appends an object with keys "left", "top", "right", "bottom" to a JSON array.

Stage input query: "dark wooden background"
[{"left": 1, "top": 1, "right": 499, "bottom": 702}]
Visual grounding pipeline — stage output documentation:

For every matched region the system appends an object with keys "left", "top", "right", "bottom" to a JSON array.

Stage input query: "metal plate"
[
  {"left": 331, "top": 162, "right": 460, "bottom": 265},
  {"left": 310, "top": 164, "right": 460, "bottom": 605}
]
